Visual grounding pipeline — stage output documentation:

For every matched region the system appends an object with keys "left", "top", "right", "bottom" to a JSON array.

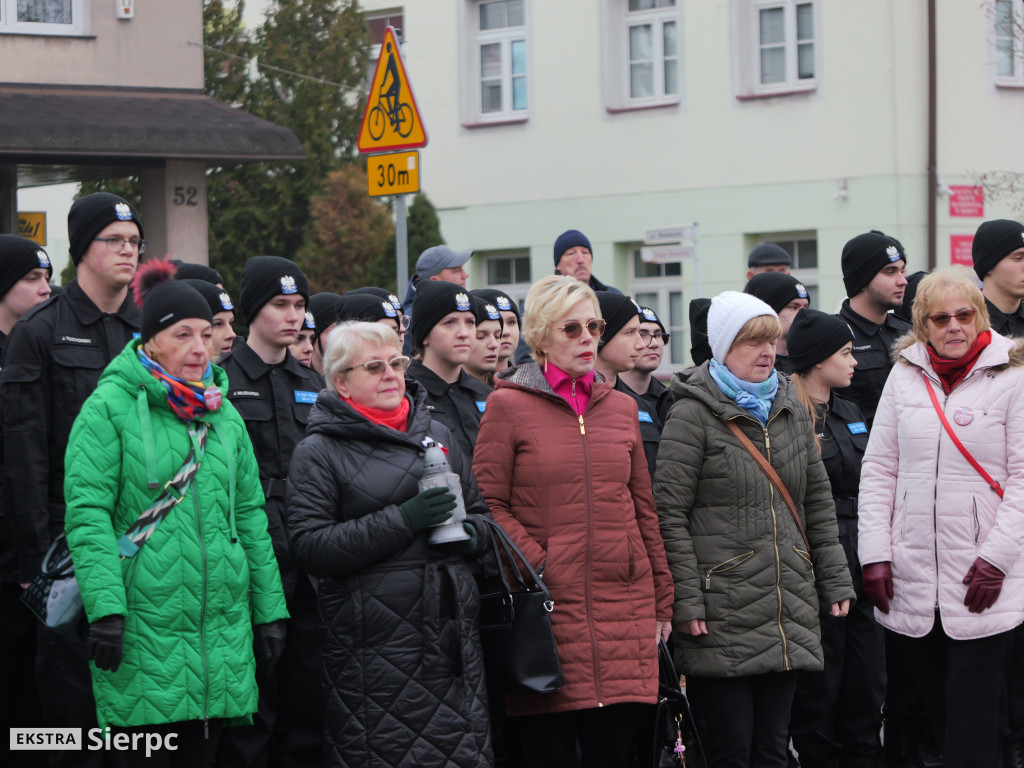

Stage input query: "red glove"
[
  {"left": 862, "top": 562, "right": 894, "bottom": 614},
  {"left": 962, "top": 558, "right": 1005, "bottom": 614}
]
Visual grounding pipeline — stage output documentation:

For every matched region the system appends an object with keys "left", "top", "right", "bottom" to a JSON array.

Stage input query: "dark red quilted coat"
[{"left": 473, "top": 363, "right": 674, "bottom": 716}]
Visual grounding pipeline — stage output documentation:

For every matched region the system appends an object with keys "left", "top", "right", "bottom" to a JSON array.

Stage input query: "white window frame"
[
  {"left": 463, "top": 0, "right": 529, "bottom": 125},
  {"left": 754, "top": 232, "right": 820, "bottom": 308},
  {"left": 479, "top": 250, "right": 532, "bottom": 307},
  {"left": 734, "top": 0, "right": 818, "bottom": 99},
  {"left": 628, "top": 247, "right": 686, "bottom": 374},
  {"left": 992, "top": 0, "right": 1024, "bottom": 87},
  {"left": 603, "top": 0, "right": 682, "bottom": 112},
  {"left": 366, "top": 10, "right": 405, "bottom": 60},
  {"left": 0, "top": 0, "right": 86, "bottom": 36}
]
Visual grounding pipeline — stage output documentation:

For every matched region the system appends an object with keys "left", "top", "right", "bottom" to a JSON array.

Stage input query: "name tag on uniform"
[
  {"left": 475, "top": 401, "right": 487, "bottom": 413},
  {"left": 638, "top": 410, "right": 653, "bottom": 424},
  {"left": 294, "top": 390, "right": 317, "bottom": 404},
  {"left": 229, "top": 389, "right": 262, "bottom": 399},
  {"left": 132, "top": 332, "right": 141, "bottom": 340},
  {"left": 847, "top": 422, "right": 867, "bottom": 434}
]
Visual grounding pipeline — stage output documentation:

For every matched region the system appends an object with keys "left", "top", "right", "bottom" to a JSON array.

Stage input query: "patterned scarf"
[
  {"left": 709, "top": 357, "right": 778, "bottom": 425},
  {"left": 137, "top": 347, "right": 221, "bottom": 421}
]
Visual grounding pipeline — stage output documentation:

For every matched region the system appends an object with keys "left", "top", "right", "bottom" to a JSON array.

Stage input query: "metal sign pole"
[{"left": 395, "top": 194, "right": 408, "bottom": 295}]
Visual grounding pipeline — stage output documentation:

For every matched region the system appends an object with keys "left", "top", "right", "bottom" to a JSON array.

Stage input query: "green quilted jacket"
[
  {"left": 654, "top": 363, "right": 854, "bottom": 678},
  {"left": 64, "top": 339, "right": 289, "bottom": 728}
]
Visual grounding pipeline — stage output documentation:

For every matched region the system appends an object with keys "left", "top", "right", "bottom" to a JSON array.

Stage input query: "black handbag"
[
  {"left": 640, "top": 640, "right": 706, "bottom": 768},
  {"left": 477, "top": 518, "right": 565, "bottom": 696}
]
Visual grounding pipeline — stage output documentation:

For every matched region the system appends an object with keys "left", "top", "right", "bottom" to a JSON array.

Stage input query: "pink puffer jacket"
[{"left": 859, "top": 331, "right": 1024, "bottom": 640}]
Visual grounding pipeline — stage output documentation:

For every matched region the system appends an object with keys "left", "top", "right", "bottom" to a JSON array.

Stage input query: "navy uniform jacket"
[
  {"left": 836, "top": 299, "right": 911, "bottom": 429},
  {"left": 614, "top": 376, "right": 671, "bottom": 482},
  {"left": 220, "top": 337, "right": 323, "bottom": 596},
  {"left": 1, "top": 281, "right": 140, "bottom": 582},
  {"left": 407, "top": 359, "right": 491, "bottom": 463}
]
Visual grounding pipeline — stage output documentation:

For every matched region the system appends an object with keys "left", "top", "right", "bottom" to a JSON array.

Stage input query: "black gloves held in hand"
[
  {"left": 88, "top": 614, "right": 126, "bottom": 673},
  {"left": 861, "top": 562, "right": 894, "bottom": 614},
  {"left": 255, "top": 620, "right": 287, "bottom": 674},
  {"left": 963, "top": 558, "right": 1005, "bottom": 614},
  {"left": 399, "top": 487, "right": 456, "bottom": 533}
]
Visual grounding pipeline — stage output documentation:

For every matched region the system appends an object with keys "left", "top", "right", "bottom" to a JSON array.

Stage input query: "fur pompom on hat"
[{"left": 132, "top": 259, "right": 213, "bottom": 342}]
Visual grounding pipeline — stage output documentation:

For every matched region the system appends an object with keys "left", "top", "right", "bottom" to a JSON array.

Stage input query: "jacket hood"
[
  {"left": 669, "top": 360, "right": 797, "bottom": 422},
  {"left": 494, "top": 360, "right": 613, "bottom": 409},
  {"left": 304, "top": 377, "right": 434, "bottom": 448},
  {"left": 896, "top": 329, "right": 1024, "bottom": 374}
]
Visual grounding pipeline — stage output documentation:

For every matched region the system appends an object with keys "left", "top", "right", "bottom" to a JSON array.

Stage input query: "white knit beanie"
[{"left": 708, "top": 291, "right": 777, "bottom": 363}]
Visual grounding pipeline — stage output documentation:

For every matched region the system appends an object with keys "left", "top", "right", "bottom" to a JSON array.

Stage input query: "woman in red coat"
[{"left": 474, "top": 275, "right": 675, "bottom": 768}]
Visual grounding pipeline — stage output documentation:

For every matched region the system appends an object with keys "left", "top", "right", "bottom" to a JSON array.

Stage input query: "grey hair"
[{"left": 323, "top": 321, "right": 401, "bottom": 383}]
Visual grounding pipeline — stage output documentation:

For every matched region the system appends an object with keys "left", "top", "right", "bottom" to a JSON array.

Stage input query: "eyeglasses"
[
  {"left": 94, "top": 236, "right": 147, "bottom": 255},
  {"left": 639, "top": 330, "right": 671, "bottom": 347},
  {"left": 556, "top": 319, "right": 606, "bottom": 339},
  {"left": 399, "top": 314, "right": 411, "bottom": 331},
  {"left": 342, "top": 355, "right": 411, "bottom": 376},
  {"left": 927, "top": 309, "right": 977, "bottom": 328}
]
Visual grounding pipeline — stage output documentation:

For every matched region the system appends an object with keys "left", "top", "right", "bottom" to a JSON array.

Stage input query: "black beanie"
[
  {"left": 0, "top": 235, "right": 52, "bottom": 299},
  {"left": 639, "top": 306, "right": 666, "bottom": 334},
  {"left": 841, "top": 232, "right": 906, "bottom": 297},
  {"left": 308, "top": 293, "right": 342, "bottom": 343},
  {"left": 172, "top": 260, "right": 224, "bottom": 286},
  {"left": 744, "top": 272, "right": 810, "bottom": 313},
  {"left": 239, "top": 256, "right": 309, "bottom": 325},
  {"left": 472, "top": 288, "right": 520, "bottom": 323},
  {"left": 68, "top": 193, "right": 143, "bottom": 266},
  {"left": 553, "top": 229, "right": 592, "bottom": 265},
  {"left": 747, "top": 243, "right": 792, "bottom": 269},
  {"left": 132, "top": 261, "right": 213, "bottom": 342},
  {"left": 471, "top": 296, "right": 504, "bottom": 332},
  {"left": 346, "top": 286, "right": 403, "bottom": 313},
  {"left": 894, "top": 271, "right": 928, "bottom": 324},
  {"left": 410, "top": 281, "right": 473, "bottom": 347},
  {"left": 972, "top": 219, "right": 1024, "bottom": 280},
  {"left": 596, "top": 292, "right": 641, "bottom": 349},
  {"left": 689, "top": 298, "right": 712, "bottom": 366},
  {"left": 181, "top": 279, "right": 235, "bottom": 318},
  {"left": 787, "top": 309, "right": 855, "bottom": 373},
  {"left": 335, "top": 293, "right": 398, "bottom": 325}
]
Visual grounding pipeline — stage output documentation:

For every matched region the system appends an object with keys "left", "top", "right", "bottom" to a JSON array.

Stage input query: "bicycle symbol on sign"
[{"left": 368, "top": 42, "right": 414, "bottom": 141}]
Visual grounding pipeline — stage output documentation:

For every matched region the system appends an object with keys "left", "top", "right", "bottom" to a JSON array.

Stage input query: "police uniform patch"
[
  {"left": 795, "top": 283, "right": 808, "bottom": 299},
  {"left": 454, "top": 292, "right": 471, "bottom": 311},
  {"left": 294, "top": 390, "right": 318, "bottom": 404},
  {"left": 484, "top": 303, "right": 500, "bottom": 320},
  {"left": 36, "top": 250, "right": 50, "bottom": 269},
  {"left": 387, "top": 293, "right": 402, "bottom": 310},
  {"left": 281, "top": 276, "right": 298, "bottom": 294},
  {"left": 303, "top": 311, "right": 316, "bottom": 330},
  {"left": 475, "top": 401, "right": 487, "bottom": 413},
  {"left": 496, "top": 296, "right": 512, "bottom": 311},
  {"left": 218, "top": 292, "right": 234, "bottom": 311},
  {"left": 638, "top": 410, "right": 653, "bottom": 423},
  {"left": 382, "top": 301, "right": 397, "bottom": 318},
  {"left": 114, "top": 202, "right": 133, "bottom": 221},
  {"left": 886, "top": 245, "right": 901, "bottom": 262},
  {"left": 847, "top": 422, "right": 867, "bottom": 434},
  {"left": 641, "top": 307, "right": 658, "bottom": 322},
  {"left": 630, "top": 299, "right": 642, "bottom": 313}
]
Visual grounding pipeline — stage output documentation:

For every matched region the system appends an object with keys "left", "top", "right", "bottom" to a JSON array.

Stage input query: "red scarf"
[
  {"left": 345, "top": 396, "right": 410, "bottom": 432},
  {"left": 926, "top": 330, "right": 991, "bottom": 394}
]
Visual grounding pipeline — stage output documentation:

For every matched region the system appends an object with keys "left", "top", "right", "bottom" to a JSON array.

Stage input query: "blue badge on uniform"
[
  {"left": 294, "top": 390, "right": 317, "bottom": 404},
  {"left": 281, "top": 276, "right": 298, "bottom": 294},
  {"left": 475, "top": 401, "right": 487, "bottom": 413},
  {"left": 132, "top": 332, "right": 141, "bottom": 339},
  {"left": 847, "top": 422, "right": 867, "bottom": 434},
  {"left": 496, "top": 296, "right": 512, "bottom": 311},
  {"left": 638, "top": 410, "right": 653, "bottom": 424}
]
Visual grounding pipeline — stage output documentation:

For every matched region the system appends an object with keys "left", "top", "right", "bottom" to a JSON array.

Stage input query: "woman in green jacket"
[{"left": 64, "top": 261, "right": 288, "bottom": 767}]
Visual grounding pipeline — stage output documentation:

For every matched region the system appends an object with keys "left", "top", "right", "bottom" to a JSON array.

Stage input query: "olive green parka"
[
  {"left": 654, "top": 363, "right": 854, "bottom": 677},
  {"left": 64, "top": 340, "right": 288, "bottom": 727}
]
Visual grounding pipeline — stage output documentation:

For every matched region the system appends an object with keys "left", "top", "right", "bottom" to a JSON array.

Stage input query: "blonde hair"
[
  {"left": 791, "top": 372, "right": 824, "bottom": 453},
  {"left": 323, "top": 321, "right": 401, "bottom": 383},
  {"left": 730, "top": 314, "right": 783, "bottom": 351},
  {"left": 910, "top": 266, "right": 990, "bottom": 344},
  {"left": 522, "top": 275, "right": 601, "bottom": 360}
]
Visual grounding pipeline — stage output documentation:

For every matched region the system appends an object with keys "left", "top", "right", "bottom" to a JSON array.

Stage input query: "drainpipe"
[{"left": 927, "top": 0, "right": 937, "bottom": 269}]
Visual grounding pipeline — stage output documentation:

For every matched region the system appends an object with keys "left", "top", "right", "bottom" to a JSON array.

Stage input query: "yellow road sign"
[
  {"left": 367, "top": 151, "right": 420, "bottom": 197},
  {"left": 357, "top": 27, "right": 427, "bottom": 153},
  {"left": 17, "top": 212, "right": 47, "bottom": 246}
]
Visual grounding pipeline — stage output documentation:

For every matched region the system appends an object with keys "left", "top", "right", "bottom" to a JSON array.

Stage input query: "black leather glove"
[
  {"left": 254, "top": 620, "right": 287, "bottom": 674},
  {"left": 861, "top": 562, "right": 894, "bottom": 614},
  {"left": 431, "top": 522, "right": 479, "bottom": 556},
  {"left": 963, "top": 558, "right": 1005, "bottom": 613},
  {"left": 88, "top": 615, "right": 126, "bottom": 673},
  {"left": 399, "top": 487, "right": 457, "bottom": 533}
]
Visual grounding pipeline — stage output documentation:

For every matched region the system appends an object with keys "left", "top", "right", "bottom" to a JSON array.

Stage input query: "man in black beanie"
[
  {"left": 171, "top": 258, "right": 224, "bottom": 287},
  {"left": 836, "top": 231, "right": 911, "bottom": 427},
  {"left": 306, "top": 292, "right": 342, "bottom": 375},
  {"left": 744, "top": 271, "right": 809, "bottom": 373},
  {"left": 746, "top": 242, "right": 792, "bottom": 281},
  {"left": 407, "top": 281, "right": 491, "bottom": 462},
  {"left": 594, "top": 292, "right": 644, "bottom": 387},
  {"left": 1, "top": 192, "right": 142, "bottom": 767},
  {"left": 972, "top": 218, "right": 1024, "bottom": 337},
  {"left": 218, "top": 255, "right": 324, "bottom": 768}
]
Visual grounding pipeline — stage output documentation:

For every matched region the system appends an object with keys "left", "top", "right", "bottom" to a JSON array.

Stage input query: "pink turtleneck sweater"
[{"left": 542, "top": 363, "right": 595, "bottom": 416}]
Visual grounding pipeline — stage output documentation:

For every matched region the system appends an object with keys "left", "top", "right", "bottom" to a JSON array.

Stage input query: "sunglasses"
[
  {"left": 927, "top": 309, "right": 976, "bottom": 328},
  {"left": 556, "top": 319, "right": 606, "bottom": 339},
  {"left": 342, "top": 355, "right": 411, "bottom": 375},
  {"left": 639, "top": 330, "right": 671, "bottom": 347}
]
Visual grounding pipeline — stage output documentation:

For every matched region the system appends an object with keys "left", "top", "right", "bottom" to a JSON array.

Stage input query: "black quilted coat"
[{"left": 285, "top": 382, "right": 493, "bottom": 768}]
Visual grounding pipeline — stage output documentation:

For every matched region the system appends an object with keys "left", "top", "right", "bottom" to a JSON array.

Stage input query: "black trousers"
[
  {"left": 888, "top": 621, "right": 1011, "bottom": 768},
  {"left": 217, "top": 574, "right": 325, "bottom": 768},
  {"left": 686, "top": 671, "right": 799, "bottom": 768},
  {"left": 513, "top": 702, "right": 649, "bottom": 768},
  {"left": 115, "top": 720, "right": 222, "bottom": 768},
  {"left": 1, "top": 584, "right": 41, "bottom": 767},
  {"left": 1004, "top": 622, "right": 1024, "bottom": 745}
]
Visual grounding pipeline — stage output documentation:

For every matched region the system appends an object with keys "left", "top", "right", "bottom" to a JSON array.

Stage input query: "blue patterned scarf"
[
  {"left": 137, "top": 348, "right": 220, "bottom": 421},
  {"left": 709, "top": 358, "right": 778, "bottom": 425}
]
